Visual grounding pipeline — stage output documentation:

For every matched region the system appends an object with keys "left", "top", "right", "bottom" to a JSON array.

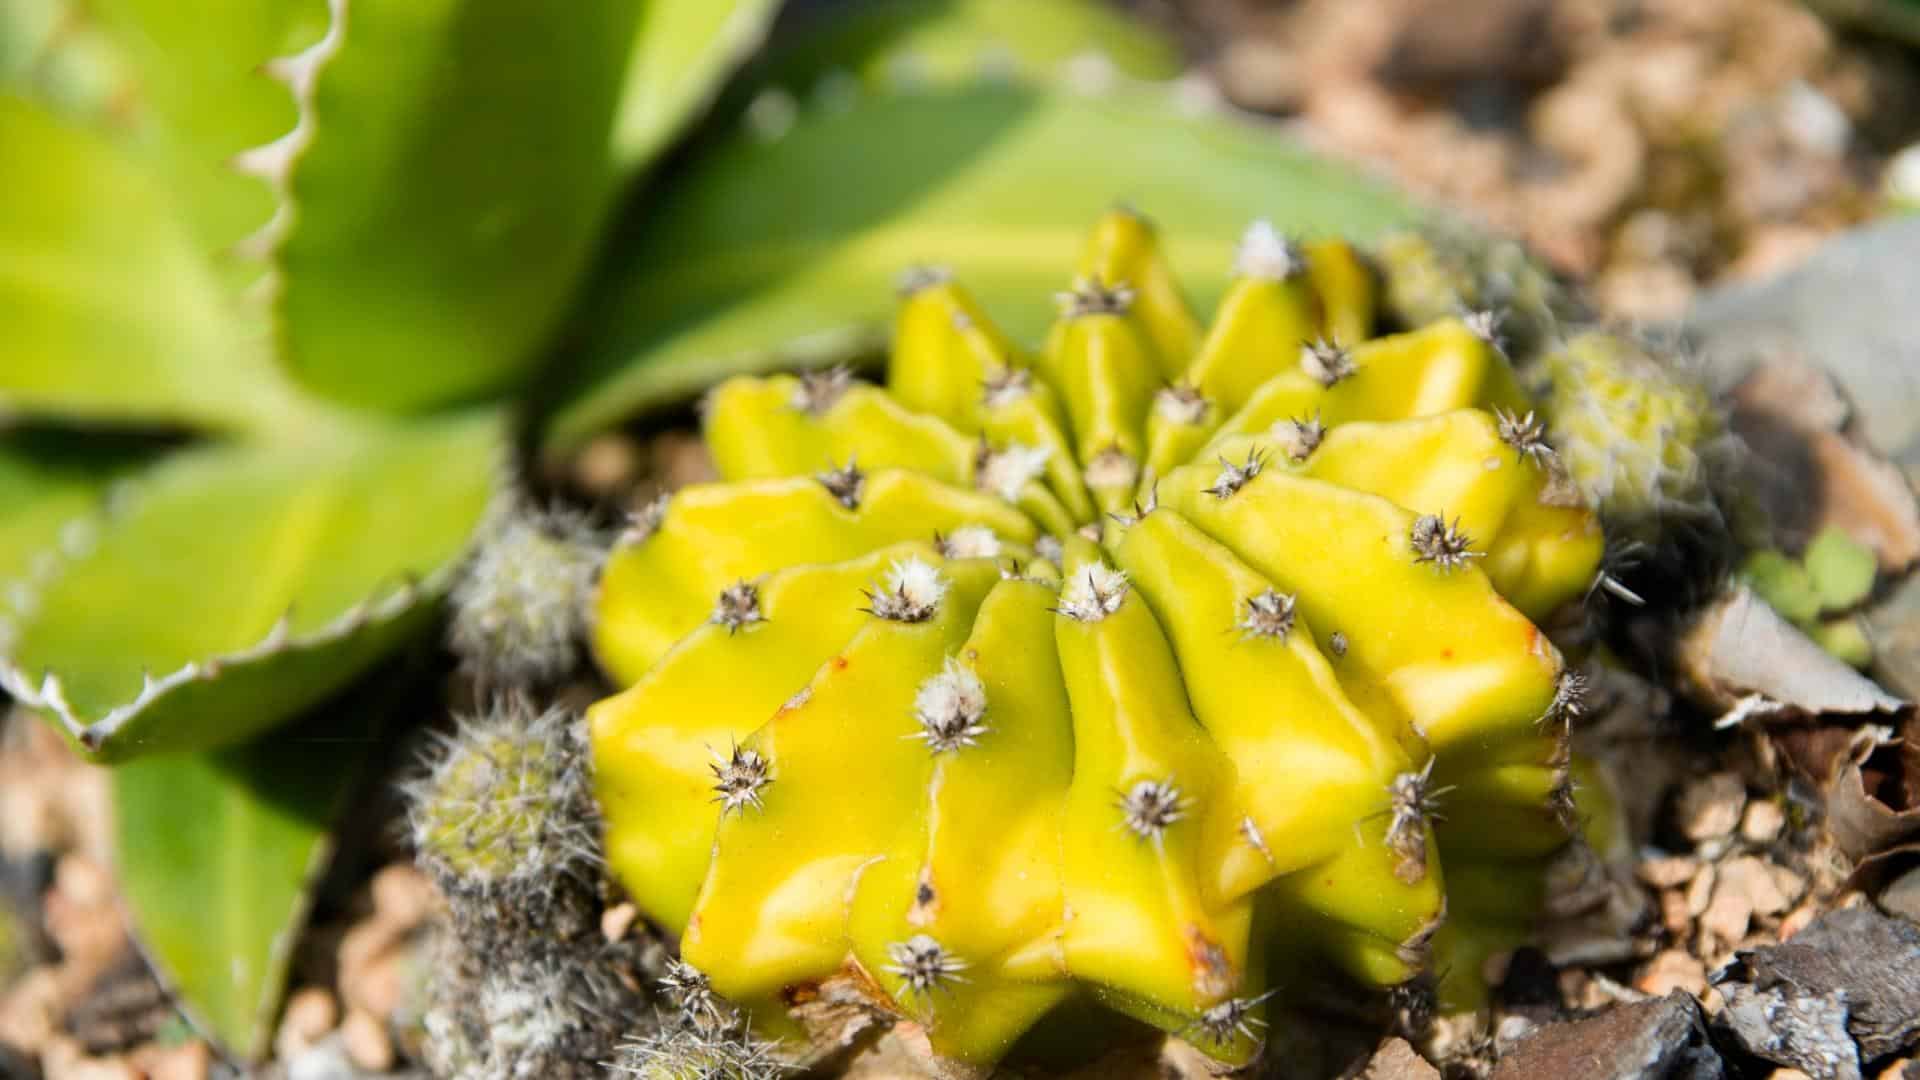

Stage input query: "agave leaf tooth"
[
  {"left": 0, "top": 96, "right": 340, "bottom": 441},
  {"left": 275, "top": 0, "right": 646, "bottom": 410}
]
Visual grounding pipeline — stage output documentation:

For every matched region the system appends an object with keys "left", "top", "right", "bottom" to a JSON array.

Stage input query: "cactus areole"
[{"left": 588, "top": 210, "right": 1607, "bottom": 1070}]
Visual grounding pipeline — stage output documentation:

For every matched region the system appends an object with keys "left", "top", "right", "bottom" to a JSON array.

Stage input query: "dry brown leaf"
[
  {"left": 1675, "top": 587, "right": 1907, "bottom": 719},
  {"left": 1774, "top": 714, "right": 1920, "bottom": 866}
]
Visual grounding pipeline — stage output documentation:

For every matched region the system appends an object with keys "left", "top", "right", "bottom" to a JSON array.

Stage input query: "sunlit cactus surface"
[{"left": 589, "top": 209, "right": 1608, "bottom": 1070}]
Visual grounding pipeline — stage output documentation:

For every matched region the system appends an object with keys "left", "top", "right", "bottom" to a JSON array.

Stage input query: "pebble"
[
  {"left": 1661, "top": 889, "right": 1694, "bottom": 936},
  {"left": 1358, "top": 1036, "right": 1441, "bottom": 1079},
  {"left": 130, "top": 1039, "right": 212, "bottom": 1080},
  {"left": 1886, "top": 143, "right": 1920, "bottom": 208},
  {"left": 287, "top": 1034, "right": 360, "bottom": 1080},
  {"left": 1740, "top": 800, "right": 1787, "bottom": 845},
  {"left": 370, "top": 866, "right": 436, "bottom": 932},
  {"left": 1687, "top": 862, "right": 1718, "bottom": 919},
  {"left": 1490, "top": 991, "right": 1724, "bottom": 1079},
  {"left": 601, "top": 902, "right": 638, "bottom": 943},
  {"left": 336, "top": 921, "right": 406, "bottom": 1018},
  {"left": 1216, "top": 39, "right": 1303, "bottom": 112},
  {"left": 41, "top": 1036, "right": 135, "bottom": 1080},
  {"left": 340, "top": 1008, "right": 395, "bottom": 1073},
  {"left": 277, "top": 986, "right": 340, "bottom": 1059},
  {"left": 1638, "top": 854, "right": 1703, "bottom": 890},
  {"left": 1779, "top": 901, "right": 1821, "bottom": 941},
  {"left": 1678, "top": 774, "right": 1747, "bottom": 844},
  {"left": 1700, "top": 878, "right": 1755, "bottom": 948},
  {"left": 1638, "top": 950, "right": 1709, "bottom": 998},
  {"left": 0, "top": 966, "right": 61, "bottom": 1050},
  {"left": 570, "top": 433, "right": 644, "bottom": 499},
  {"left": 1879, "top": 865, "right": 1920, "bottom": 924},
  {"left": 1721, "top": 856, "right": 1794, "bottom": 919}
]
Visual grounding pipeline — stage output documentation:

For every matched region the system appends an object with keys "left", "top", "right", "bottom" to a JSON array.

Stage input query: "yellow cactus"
[{"left": 589, "top": 211, "right": 1606, "bottom": 1071}]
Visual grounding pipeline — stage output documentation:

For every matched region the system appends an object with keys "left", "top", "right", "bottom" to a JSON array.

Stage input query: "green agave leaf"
[
  {"left": 84, "top": 0, "right": 328, "bottom": 290},
  {"left": 114, "top": 700, "right": 381, "bottom": 1060},
  {"left": 728, "top": 0, "right": 1182, "bottom": 107},
  {"left": 275, "top": 0, "right": 644, "bottom": 412},
  {"left": 0, "top": 94, "right": 340, "bottom": 441},
  {"left": 612, "top": 0, "right": 784, "bottom": 171},
  {"left": 0, "top": 410, "right": 503, "bottom": 762},
  {"left": 543, "top": 85, "right": 1421, "bottom": 449},
  {"left": 0, "top": 432, "right": 154, "bottom": 586},
  {"left": 0, "top": 0, "right": 142, "bottom": 125}
]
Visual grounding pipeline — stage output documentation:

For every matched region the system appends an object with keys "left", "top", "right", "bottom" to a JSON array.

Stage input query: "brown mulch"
[{"left": 1149, "top": 0, "right": 1920, "bottom": 320}]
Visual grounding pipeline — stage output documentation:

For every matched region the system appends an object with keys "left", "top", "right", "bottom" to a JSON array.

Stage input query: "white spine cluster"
[
  {"left": 1233, "top": 219, "right": 1301, "bottom": 280},
  {"left": 1056, "top": 564, "right": 1129, "bottom": 622},
  {"left": 933, "top": 526, "right": 1002, "bottom": 560},
  {"left": 447, "top": 500, "right": 604, "bottom": 687},
  {"left": 975, "top": 443, "right": 1052, "bottom": 501},
  {"left": 910, "top": 659, "right": 990, "bottom": 753},
  {"left": 866, "top": 558, "right": 948, "bottom": 622}
]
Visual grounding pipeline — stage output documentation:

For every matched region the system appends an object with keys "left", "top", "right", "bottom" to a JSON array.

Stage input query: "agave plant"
[{"left": 0, "top": 0, "right": 1426, "bottom": 1059}]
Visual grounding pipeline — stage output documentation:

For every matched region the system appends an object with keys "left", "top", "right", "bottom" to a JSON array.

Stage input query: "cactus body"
[
  {"left": 1535, "top": 332, "right": 1725, "bottom": 527},
  {"left": 447, "top": 499, "right": 604, "bottom": 687},
  {"left": 589, "top": 213, "right": 1605, "bottom": 1070}
]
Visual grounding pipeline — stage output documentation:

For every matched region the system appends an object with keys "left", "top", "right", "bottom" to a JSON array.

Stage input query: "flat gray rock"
[
  {"left": 1712, "top": 906, "right": 1920, "bottom": 1073},
  {"left": 1489, "top": 991, "right": 1723, "bottom": 1079},
  {"left": 1686, "top": 217, "right": 1920, "bottom": 474}
]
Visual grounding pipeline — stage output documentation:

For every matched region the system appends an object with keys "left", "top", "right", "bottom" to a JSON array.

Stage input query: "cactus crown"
[
  {"left": 406, "top": 696, "right": 596, "bottom": 900},
  {"left": 447, "top": 499, "right": 605, "bottom": 688},
  {"left": 588, "top": 210, "right": 1607, "bottom": 1070},
  {"left": 1534, "top": 331, "right": 1727, "bottom": 527}
]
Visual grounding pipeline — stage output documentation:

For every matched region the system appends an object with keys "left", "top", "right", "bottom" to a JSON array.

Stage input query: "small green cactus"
[
  {"left": 1372, "top": 225, "right": 1575, "bottom": 361},
  {"left": 1533, "top": 331, "right": 1727, "bottom": 530},
  {"left": 406, "top": 694, "right": 598, "bottom": 938},
  {"left": 406, "top": 695, "right": 647, "bottom": 1078},
  {"left": 422, "top": 954, "right": 641, "bottom": 1080},
  {"left": 589, "top": 211, "right": 1610, "bottom": 1071},
  {"left": 447, "top": 498, "right": 606, "bottom": 688}
]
